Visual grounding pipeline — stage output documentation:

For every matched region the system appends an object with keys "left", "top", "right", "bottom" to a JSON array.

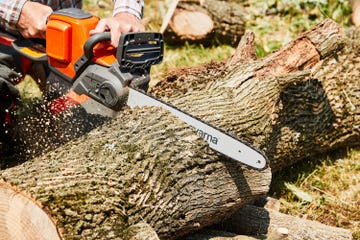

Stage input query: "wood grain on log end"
[
  {"left": 169, "top": 9, "right": 214, "bottom": 40},
  {"left": 164, "top": 0, "right": 246, "bottom": 46},
  {"left": 0, "top": 181, "right": 61, "bottom": 240},
  {"left": 183, "top": 229, "right": 262, "bottom": 240}
]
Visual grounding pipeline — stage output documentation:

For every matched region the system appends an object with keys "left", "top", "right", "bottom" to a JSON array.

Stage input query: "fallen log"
[
  {"left": 153, "top": 19, "right": 360, "bottom": 172},
  {"left": 0, "top": 19, "right": 356, "bottom": 239},
  {"left": 216, "top": 204, "right": 353, "bottom": 240},
  {"left": 184, "top": 229, "right": 261, "bottom": 240},
  {"left": 163, "top": 0, "right": 246, "bottom": 46},
  {"left": 0, "top": 105, "right": 271, "bottom": 239}
]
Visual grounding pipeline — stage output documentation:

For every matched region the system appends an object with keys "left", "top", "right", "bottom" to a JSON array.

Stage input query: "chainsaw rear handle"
[
  {"left": 73, "top": 32, "right": 112, "bottom": 75},
  {"left": 83, "top": 32, "right": 112, "bottom": 60},
  {"left": 82, "top": 31, "right": 164, "bottom": 67}
]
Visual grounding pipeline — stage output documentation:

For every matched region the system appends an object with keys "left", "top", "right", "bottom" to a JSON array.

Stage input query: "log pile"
[{"left": 0, "top": 19, "right": 358, "bottom": 239}]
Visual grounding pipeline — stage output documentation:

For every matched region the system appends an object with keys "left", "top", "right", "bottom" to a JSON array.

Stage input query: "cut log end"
[
  {"left": 0, "top": 181, "right": 60, "bottom": 240},
  {"left": 169, "top": 9, "right": 214, "bottom": 40}
]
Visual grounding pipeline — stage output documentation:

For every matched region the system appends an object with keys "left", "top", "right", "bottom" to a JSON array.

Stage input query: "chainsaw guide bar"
[{"left": 127, "top": 87, "right": 268, "bottom": 170}]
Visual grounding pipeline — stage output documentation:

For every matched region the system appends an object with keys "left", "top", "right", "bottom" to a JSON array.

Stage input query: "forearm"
[
  {"left": 0, "top": 0, "right": 27, "bottom": 30},
  {"left": 113, "top": 0, "right": 144, "bottom": 19}
]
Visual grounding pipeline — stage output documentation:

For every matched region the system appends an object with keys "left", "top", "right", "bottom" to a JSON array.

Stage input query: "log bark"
[
  {"left": 153, "top": 19, "right": 359, "bottom": 172},
  {"left": 0, "top": 105, "right": 271, "bottom": 239},
  {"left": 0, "top": 19, "right": 357, "bottom": 239},
  {"left": 163, "top": 0, "right": 246, "bottom": 46},
  {"left": 216, "top": 204, "right": 353, "bottom": 240}
]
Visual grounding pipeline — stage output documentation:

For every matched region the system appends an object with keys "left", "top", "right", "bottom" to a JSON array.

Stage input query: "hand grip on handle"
[{"left": 83, "top": 32, "right": 111, "bottom": 60}]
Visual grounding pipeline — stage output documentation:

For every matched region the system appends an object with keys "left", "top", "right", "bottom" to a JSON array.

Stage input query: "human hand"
[
  {"left": 89, "top": 12, "right": 145, "bottom": 47},
  {"left": 352, "top": 0, "right": 360, "bottom": 26},
  {"left": 17, "top": 2, "right": 53, "bottom": 39}
]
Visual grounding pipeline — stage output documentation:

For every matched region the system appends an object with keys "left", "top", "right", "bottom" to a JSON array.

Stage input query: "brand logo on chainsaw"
[{"left": 197, "top": 129, "right": 218, "bottom": 145}]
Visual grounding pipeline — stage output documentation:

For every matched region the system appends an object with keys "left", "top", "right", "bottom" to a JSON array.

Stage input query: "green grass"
[
  {"left": 270, "top": 148, "right": 360, "bottom": 239},
  {"left": 245, "top": 0, "right": 352, "bottom": 57}
]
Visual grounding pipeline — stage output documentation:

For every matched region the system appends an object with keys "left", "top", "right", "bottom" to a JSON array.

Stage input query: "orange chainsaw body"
[{"left": 46, "top": 9, "right": 116, "bottom": 79}]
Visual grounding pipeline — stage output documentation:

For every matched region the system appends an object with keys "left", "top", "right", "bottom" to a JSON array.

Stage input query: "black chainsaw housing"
[{"left": 72, "top": 32, "right": 163, "bottom": 111}]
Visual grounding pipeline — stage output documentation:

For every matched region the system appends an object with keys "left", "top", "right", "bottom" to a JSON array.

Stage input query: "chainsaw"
[{"left": 0, "top": 8, "right": 267, "bottom": 170}]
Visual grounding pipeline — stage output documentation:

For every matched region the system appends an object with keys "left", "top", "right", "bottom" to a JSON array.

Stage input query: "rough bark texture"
[
  {"left": 1, "top": 106, "right": 271, "bottom": 239},
  {"left": 164, "top": 0, "right": 246, "bottom": 46},
  {"left": 153, "top": 19, "right": 359, "bottom": 173},
  {"left": 0, "top": 19, "right": 357, "bottom": 239},
  {"left": 217, "top": 204, "right": 353, "bottom": 240}
]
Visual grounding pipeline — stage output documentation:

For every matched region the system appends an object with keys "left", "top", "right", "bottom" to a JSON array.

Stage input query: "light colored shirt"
[
  {"left": 0, "top": 0, "right": 143, "bottom": 32},
  {"left": 113, "top": 0, "right": 144, "bottom": 19}
]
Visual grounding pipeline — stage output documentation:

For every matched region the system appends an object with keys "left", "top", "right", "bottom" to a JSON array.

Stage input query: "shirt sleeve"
[
  {"left": 0, "top": 0, "right": 27, "bottom": 31},
  {"left": 112, "top": 0, "right": 144, "bottom": 19}
]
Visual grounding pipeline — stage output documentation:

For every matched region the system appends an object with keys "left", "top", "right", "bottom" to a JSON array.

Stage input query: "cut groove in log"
[{"left": 0, "top": 181, "right": 60, "bottom": 240}]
